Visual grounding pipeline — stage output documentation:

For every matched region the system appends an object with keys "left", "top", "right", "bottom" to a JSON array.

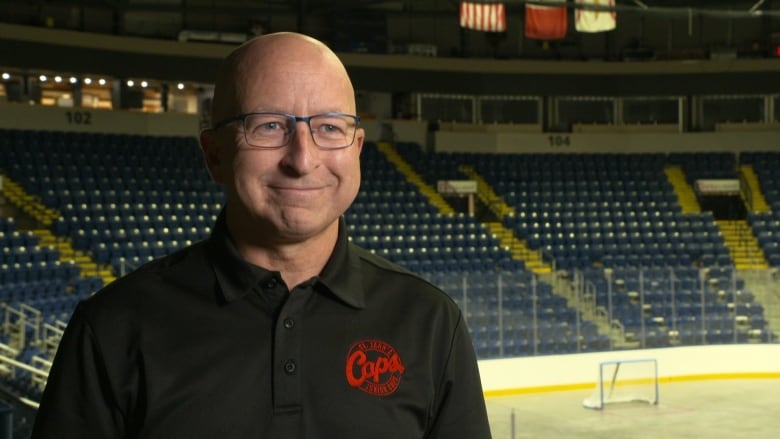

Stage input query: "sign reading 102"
[{"left": 65, "top": 111, "right": 92, "bottom": 125}]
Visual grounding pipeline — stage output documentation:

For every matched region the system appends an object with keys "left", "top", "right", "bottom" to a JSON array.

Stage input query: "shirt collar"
[
  {"left": 207, "top": 209, "right": 275, "bottom": 303},
  {"left": 317, "top": 216, "right": 365, "bottom": 309},
  {"left": 207, "top": 209, "right": 365, "bottom": 309}
]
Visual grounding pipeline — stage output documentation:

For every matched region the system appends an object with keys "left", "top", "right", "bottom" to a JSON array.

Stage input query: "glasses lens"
[
  {"left": 309, "top": 114, "right": 357, "bottom": 149},
  {"left": 241, "top": 113, "right": 358, "bottom": 149},
  {"left": 243, "top": 113, "right": 292, "bottom": 148}
]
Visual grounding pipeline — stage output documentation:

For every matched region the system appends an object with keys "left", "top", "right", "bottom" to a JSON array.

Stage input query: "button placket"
[
  {"left": 264, "top": 277, "right": 278, "bottom": 290},
  {"left": 272, "top": 286, "right": 309, "bottom": 409}
]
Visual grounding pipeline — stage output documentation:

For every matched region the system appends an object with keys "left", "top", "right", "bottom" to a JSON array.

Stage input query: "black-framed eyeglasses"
[{"left": 212, "top": 112, "right": 361, "bottom": 150}]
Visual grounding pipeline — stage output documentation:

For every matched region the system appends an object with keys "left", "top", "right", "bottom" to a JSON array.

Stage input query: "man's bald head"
[{"left": 209, "top": 32, "right": 355, "bottom": 126}]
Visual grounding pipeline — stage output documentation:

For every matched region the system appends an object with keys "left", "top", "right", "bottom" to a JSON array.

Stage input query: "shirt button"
[
  {"left": 283, "top": 360, "right": 297, "bottom": 375},
  {"left": 264, "top": 278, "right": 277, "bottom": 289},
  {"left": 283, "top": 318, "right": 295, "bottom": 329}
]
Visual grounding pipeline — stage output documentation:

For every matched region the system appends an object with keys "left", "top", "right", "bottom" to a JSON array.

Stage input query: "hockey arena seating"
[{"left": 0, "top": 128, "right": 777, "bottom": 406}]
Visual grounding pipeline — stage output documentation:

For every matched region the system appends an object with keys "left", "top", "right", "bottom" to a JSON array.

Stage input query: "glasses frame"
[{"left": 212, "top": 111, "right": 362, "bottom": 150}]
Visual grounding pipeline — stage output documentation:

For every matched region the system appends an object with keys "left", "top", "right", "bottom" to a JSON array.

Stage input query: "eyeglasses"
[{"left": 212, "top": 112, "right": 361, "bottom": 150}]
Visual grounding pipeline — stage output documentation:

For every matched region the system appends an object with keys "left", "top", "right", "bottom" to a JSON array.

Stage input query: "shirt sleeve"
[
  {"left": 31, "top": 303, "right": 127, "bottom": 439},
  {"left": 425, "top": 313, "right": 492, "bottom": 439}
]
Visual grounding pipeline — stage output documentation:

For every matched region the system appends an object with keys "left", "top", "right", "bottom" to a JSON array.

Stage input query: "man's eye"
[
  {"left": 321, "top": 124, "right": 341, "bottom": 133},
  {"left": 262, "top": 122, "right": 282, "bottom": 130}
]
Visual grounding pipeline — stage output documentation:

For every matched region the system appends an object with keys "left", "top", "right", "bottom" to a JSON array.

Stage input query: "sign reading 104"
[{"left": 547, "top": 135, "right": 571, "bottom": 147}]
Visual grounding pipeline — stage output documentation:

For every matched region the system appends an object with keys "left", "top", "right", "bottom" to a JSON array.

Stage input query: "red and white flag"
[
  {"left": 575, "top": 0, "right": 616, "bottom": 33},
  {"left": 525, "top": 1, "right": 568, "bottom": 40},
  {"left": 460, "top": 1, "right": 507, "bottom": 32}
]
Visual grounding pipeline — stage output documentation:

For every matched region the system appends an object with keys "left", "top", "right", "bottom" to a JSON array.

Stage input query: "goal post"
[{"left": 582, "top": 358, "right": 659, "bottom": 410}]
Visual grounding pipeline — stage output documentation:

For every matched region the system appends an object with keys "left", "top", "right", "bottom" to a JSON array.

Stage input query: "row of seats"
[{"left": 45, "top": 189, "right": 224, "bottom": 210}]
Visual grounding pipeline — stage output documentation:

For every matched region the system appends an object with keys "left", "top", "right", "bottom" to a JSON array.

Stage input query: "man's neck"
[{"left": 234, "top": 222, "right": 339, "bottom": 290}]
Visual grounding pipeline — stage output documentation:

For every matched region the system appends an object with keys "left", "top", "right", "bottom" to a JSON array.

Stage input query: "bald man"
[{"left": 32, "top": 33, "right": 491, "bottom": 438}]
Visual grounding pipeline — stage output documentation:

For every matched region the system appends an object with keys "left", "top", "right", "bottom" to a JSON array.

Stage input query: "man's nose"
[{"left": 280, "top": 121, "right": 320, "bottom": 173}]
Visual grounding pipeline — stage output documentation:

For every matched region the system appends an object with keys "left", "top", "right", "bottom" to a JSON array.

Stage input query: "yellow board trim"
[{"left": 484, "top": 372, "right": 780, "bottom": 398}]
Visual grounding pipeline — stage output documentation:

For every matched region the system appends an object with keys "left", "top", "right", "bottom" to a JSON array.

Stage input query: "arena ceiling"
[
  {"left": 1, "top": 1, "right": 779, "bottom": 95},
  {"left": 3, "top": 1, "right": 780, "bottom": 34}
]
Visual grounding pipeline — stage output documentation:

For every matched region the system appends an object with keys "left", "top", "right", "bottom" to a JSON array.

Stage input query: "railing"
[
  {"left": 1, "top": 303, "right": 42, "bottom": 351},
  {"left": 40, "top": 322, "right": 65, "bottom": 356},
  {"left": 118, "top": 256, "right": 141, "bottom": 277},
  {"left": 425, "top": 265, "right": 778, "bottom": 360},
  {"left": 0, "top": 342, "right": 48, "bottom": 404}
]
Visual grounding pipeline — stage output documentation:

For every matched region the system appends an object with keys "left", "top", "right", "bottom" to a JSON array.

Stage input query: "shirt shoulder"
[
  {"left": 348, "top": 242, "right": 462, "bottom": 312},
  {"left": 77, "top": 241, "right": 214, "bottom": 325}
]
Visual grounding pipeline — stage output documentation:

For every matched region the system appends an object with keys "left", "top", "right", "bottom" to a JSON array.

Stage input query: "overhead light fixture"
[
  {"left": 141, "top": 80, "right": 148, "bottom": 88},
  {"left": 54, "top": 75, "right": 63, "bottom": 83},
  {"left": 98, "top": 78, "right": 106, "bottom": 86},
  {"left": 127, "top": 80, "right": 135, "bottom": 87},
  {"left": 39, "top": 74, "right": 48, "bottom": 82},
  {"left": 1, "top": 72, "right": 10, "bottom": 80},
  {"left": 84, "top": 77, "right": 93, "bottom": 85},
  {"left": 177, "top": 83, "right": 185, "bottom": 90}
]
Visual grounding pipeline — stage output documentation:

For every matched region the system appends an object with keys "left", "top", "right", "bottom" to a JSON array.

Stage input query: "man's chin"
[{"left": 275, "top": 214, "right": 337, "bottom": 241}]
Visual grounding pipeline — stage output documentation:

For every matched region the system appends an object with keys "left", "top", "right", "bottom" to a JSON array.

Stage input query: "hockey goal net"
[{"left": 582, "top": 358, "right": 659, "bottom": 410}]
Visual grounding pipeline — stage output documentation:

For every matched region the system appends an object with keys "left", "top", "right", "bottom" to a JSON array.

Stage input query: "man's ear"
[
  {"left": 200, "top": 129, "right": 225, "bottom": 184},
  {"left": 354, "top": 128, "right": 365, "bottom": 155}
]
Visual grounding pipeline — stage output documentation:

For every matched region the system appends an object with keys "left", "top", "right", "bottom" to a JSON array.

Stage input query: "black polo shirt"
[{"left": 32, "top": 212, "right": 491, "bottom": 439}]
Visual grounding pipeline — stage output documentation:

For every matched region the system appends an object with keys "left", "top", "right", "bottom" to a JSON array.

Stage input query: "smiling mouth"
[{"left": 272, "top": 185, "right": 322, "bottom": 191}]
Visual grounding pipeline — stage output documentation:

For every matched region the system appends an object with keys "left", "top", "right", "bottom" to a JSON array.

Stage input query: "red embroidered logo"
[{"left": 346, "top": 339, "right": 405, "bottom": 396}]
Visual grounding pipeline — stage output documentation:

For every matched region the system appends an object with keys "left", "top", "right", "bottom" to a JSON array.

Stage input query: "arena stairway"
[
  {"left": 716, "top": 220, "right": 768, "bottom": 270},
  {"left": 483, "top": 222, "right": 550, "bottom": 274},
  {"left": 539, "top": 271, "right": 635, "bottom": 349},
  {"left": 457, "top": 164, "right": 515, "bottom": 219},
  {"left": 375, "top": 142, "right": 455, "bottom": 215},
  {"left": 739, "top": 165, "right": 771, "bottom": 213},
  {"left": 457, "top": 164, "right": 551, "bottom": 274},
  {"left": 0, "top": 174, "right": 115, "bottom": 285},
  {"left": 664, "top": 165, "right": 701, "bottom": 213},
  {"left": 378, "top": 143, "right": 550, "bottom": 274}
]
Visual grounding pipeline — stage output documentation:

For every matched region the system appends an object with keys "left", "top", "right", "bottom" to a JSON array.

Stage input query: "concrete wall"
[
  {"left": 0, "top": 103, "right": 401, "bottom": 144},
  {"left": 0, "top": 102, "right": 200, "bottom": 137},
  {"left": 434, "top": 129, "right": 780, "bottom": 154},
  {"left": 3, "top": 104, "right": 779, "bottom": 154}
]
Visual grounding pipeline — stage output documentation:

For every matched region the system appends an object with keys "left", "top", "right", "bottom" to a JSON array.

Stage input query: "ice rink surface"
[{"left": 486, "top": 378, "right": 780, "bottom": 439}]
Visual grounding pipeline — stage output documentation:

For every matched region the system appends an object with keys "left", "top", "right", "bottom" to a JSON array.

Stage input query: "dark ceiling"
[
  {"left": 1, "top": 1, "right": 779, "bottom": 95},
  {"left": 2, "top": 1, "right": 779, "bottom": 37}
]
